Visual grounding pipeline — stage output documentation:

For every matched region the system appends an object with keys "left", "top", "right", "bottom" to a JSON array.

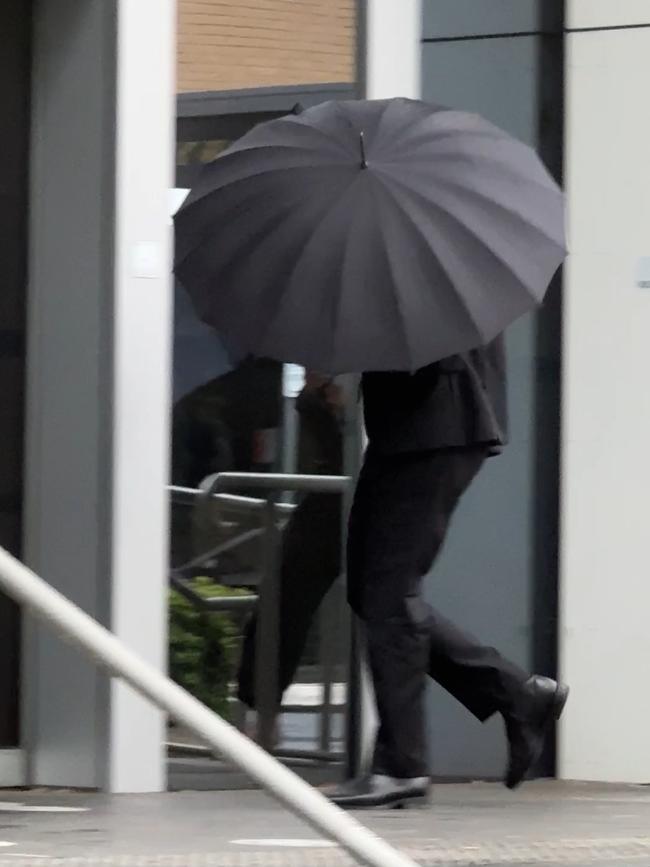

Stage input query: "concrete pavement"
[{"left": 1, "top": 781, "right": 649, "bottom": 866}]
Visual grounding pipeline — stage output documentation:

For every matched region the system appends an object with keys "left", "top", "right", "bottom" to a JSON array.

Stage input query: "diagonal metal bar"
[
  {"left": 0, "top": 545, "right": 416, "bottom": 867},
  {"left": 173, "top": 527, "right": 264, "bottom": 576}
]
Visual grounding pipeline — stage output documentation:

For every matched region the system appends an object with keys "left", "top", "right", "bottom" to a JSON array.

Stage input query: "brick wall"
[{"left": 177, "top": 0, "right": 356, "bottom": 93}]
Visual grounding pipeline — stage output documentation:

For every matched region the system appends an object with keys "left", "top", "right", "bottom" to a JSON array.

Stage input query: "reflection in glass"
[{"left": 169, "top": 134, "right": 351, "bottom": 769}]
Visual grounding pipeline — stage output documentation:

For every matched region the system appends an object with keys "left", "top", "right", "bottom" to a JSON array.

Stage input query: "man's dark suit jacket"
[{"left": 361, "top": 336, "right": 508, "bottom": 456}]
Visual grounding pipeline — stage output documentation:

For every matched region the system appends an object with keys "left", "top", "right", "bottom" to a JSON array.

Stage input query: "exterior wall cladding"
[{"left": 177, "top": 0, "right": 356, "bottom": 92}]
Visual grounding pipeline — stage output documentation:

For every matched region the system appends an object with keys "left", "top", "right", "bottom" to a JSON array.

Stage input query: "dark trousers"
[
  {"left": 238, "top": 492, "right": 342, "bottom": 708},
  {"left": 347, "top": 447, "right": 528, "bottom": 779}
]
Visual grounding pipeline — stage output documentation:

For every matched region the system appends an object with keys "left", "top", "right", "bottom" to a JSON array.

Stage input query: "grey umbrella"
[{"left": 174, "top": 98, "right": 566, "bottom": 373}]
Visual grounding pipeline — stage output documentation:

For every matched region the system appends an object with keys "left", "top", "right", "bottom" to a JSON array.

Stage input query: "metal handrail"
[
  {"left": 169, "top": 486, "right": 297, "bottom": 516},
  {"left": 168, "top": 740, "right": 345, "bottom": 765},
  {"left": 206, "top": 472, "right": 350, "bottom": 756},
  {"left": 169, "top": 483, "right": 297, "bottom": 584},
  {"left": 172, "top": 527, "right": 264, "bottom": 577},
  {"left": 206, "top": 472, "right": 350, "bottom": 495},
  {"left": 170, "top": 575, "right": 258, "bottom": 613},
  {"left": 0, "top": 545, "right": 415, "bottom": 867},
  {"left": 171, "top": 472, "right": 353, "bottom": 762}
]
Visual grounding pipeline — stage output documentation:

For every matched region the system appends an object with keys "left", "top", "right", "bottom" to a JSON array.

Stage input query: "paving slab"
[{"left": 1, "top": 781, "right": 649, "bottom": 866}]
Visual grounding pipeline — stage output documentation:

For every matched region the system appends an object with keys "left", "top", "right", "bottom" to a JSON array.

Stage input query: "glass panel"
[{"left": 168, "top": 135, "right": 353, "bottom": 785}]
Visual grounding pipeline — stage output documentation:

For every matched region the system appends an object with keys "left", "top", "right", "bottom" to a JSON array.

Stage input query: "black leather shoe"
[
  {"left": 325, "top": 774, "right": 430, "bottom": 809},
  {"left": 504, "top": 675, "right": 569, "bottom": 789}
]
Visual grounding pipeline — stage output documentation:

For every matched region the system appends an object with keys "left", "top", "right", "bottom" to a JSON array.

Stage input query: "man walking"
[{"left": 329, "top": 336, "right": 568, "bottom": 808}]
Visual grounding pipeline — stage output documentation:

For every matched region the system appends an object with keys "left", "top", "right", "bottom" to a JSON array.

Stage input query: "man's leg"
[
  {"left": 382, "top": 449, "right": 567, "bottom": 790},
  {"left": 425, "top": 609, "right": 528, "bottom": 722},
  {"left": 409, "top": 458, "right": 568, "bottom": 790},
  {"left": 332, "top": 448, "right": 567, "bottom": 808},
  {"left": 331, "top": 448, "right": 493, "bottom": 808},
  {"left": 350, "top": 449, "right": 492, "bottom": 781},
  {"left": 424, "top": 605, "right": 569, "bottom": 789},
  {"left": 342, "top": 449, "right": 479, "bottom": 787},
  {"left": 326, "top": 450, "right": 439, "bottom": 806}
]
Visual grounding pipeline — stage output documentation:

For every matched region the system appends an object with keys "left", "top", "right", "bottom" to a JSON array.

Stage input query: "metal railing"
[
  {"left": 0, "top": 543, "right": 416, "bottom": 867},
  {"left": 169, "top": 473, "right": 351, "bottom": 761},
  {"left": 193, "top": 472, "right": 350, "bottom": 754}
]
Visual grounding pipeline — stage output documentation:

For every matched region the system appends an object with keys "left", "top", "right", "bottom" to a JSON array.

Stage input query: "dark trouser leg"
[
  {"left": 347, "top": 448, "right": 527, "bottom": 779},
  {"left": 238, "top": 493, "right": 342, "bottom": 708},
  {"left": 425, "top": 608, "right": 527, "bottom": 722}
]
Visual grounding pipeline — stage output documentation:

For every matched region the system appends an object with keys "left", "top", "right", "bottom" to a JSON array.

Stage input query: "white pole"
[{"left": 0, "top": 547, "right": 417, "bottom": 867}]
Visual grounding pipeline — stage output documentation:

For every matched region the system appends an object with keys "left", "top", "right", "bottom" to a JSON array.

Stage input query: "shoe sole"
[{"left": 333, "top": 792, "right": 430, "bottom": 811}]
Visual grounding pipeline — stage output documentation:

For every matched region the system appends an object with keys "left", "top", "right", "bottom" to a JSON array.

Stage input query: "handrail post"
[{"left": 255, "top": 493, "right": 282, "bottom": 750}]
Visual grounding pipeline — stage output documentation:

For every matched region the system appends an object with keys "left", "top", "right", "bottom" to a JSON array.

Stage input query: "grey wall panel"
[
  {"left": 23, "top": 0, "right": 116, "bottom": 787},
  {"left": 422, "top": 36, "right": 540, "bottom": 141},
  {"left": 421, "top": 19, "right": 562, "bottom": 778},
  {"left": 423, "top": 0, "right": 541, "bottom": 40}
]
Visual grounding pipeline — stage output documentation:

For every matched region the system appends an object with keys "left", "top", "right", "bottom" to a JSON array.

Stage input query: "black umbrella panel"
[{"left": 175, "top": 98, "right": 566, "bottom": 373}]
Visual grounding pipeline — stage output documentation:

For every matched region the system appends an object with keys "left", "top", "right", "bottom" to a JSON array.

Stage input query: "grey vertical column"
[{"left": 23, "top": 0, "right": 176, "bottom": 791}]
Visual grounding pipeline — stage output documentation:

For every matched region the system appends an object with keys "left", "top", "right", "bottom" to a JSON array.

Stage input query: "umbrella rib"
[
  {"left": 253, "top": 180, "right": 359, "bottom": 359},
  {"left": 373, "top": 177, "right": 488, "bottom": 346},
  {"left": 380, "top": 146, "right": 559, "bottom": 197},
  {"left": 230, "top": 112, "right": 354, "bottom": 159},
  {"left": 366, "top": 184, "right": 418, "bottom": 369},
  {"left": 378, "top": 170, "right": 561, "bottom": 300},
  {"left": 434, "top": 176, "right": 565, "bottom": 247},
  {"left": 174, "top": 164, "right": 346, "bottom": 272},
  {"left": 323, "top": 179, "right": 414, "bottom": 372},
  {"left": 283, "top": 111, "right": 359, "bottom": 157},
  {"left": 325, "top": 217, "right": 353, "bottom": 372},
  {"left": 377, "top": 165, "right": 565, "bottom": 249},
  {"left": 179, "top": 157, "right": 348, "bottom": 213},
  {"left": 174, "top": 195, "right": 312, "bottom": 332},
  {"left": 381, "top": 111, "right": 507, "bottom": 155}
]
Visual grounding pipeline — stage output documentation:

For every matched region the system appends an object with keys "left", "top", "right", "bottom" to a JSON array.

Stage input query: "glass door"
[{"left": 167, "top": 126, "right": 357, "bottom": 790}]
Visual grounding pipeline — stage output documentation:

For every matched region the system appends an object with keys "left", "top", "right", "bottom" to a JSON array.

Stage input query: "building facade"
[{"left": 1, "top": 0, "right": 649, "bottom": 791}]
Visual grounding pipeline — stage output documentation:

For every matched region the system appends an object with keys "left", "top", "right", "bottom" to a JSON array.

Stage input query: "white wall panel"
[
  {"left": 560, "top": 24, "right": 650, "bottom": 783},
  {"left": 366, "top": 0, "right": 421, "bottom": 100},
  {"left": 568, "top": 1, "right": 650, "bottom": 29}
]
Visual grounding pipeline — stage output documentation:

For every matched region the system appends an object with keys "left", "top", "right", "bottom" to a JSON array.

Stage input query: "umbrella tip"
[{"left": 359, "top": 131, "right": 368, "bottom": 169}]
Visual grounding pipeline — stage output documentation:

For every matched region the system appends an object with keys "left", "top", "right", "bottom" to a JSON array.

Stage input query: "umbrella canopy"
[
  {"left": 172, "top": 281, "right": 242, "bottom": 403},
  {"left": 174, "top": 98, "right": 566, "bottom": 373},
  {"left": 169, "top": 189, "right": 243, "bottom": 403}
]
